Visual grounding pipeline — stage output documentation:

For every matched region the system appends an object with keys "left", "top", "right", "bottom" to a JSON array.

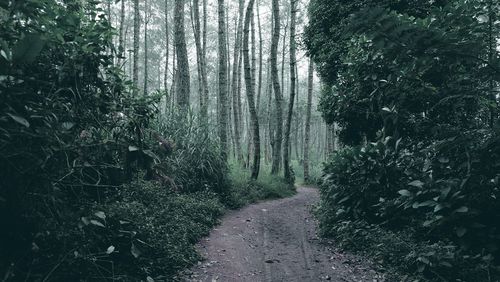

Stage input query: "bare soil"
[{"left": 184, "top": 187, "right": 386, "bottom": 282}]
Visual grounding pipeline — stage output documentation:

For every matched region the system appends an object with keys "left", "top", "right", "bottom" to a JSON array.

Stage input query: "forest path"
[{"left": 184, "top": 187, "right": 385, "bottom": 282}]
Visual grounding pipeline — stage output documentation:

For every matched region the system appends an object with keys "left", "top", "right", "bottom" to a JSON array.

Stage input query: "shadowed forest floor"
[{"left": 184, "top": 187, "right": 386, "bottom": 282}]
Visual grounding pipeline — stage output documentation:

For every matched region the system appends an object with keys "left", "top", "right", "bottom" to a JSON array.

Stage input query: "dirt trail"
[{"left": 184, "top": 187, "right": 385, "bottom": 282}]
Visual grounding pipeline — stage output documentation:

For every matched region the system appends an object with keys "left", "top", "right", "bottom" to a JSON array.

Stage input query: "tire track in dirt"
[{"left": 184, "top": 187, "right": 386, "bottom": 282}]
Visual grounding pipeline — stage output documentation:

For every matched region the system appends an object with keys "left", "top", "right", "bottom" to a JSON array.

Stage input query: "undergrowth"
[{"left": 225, "top": 162, "right": 297, "bottom": 209}]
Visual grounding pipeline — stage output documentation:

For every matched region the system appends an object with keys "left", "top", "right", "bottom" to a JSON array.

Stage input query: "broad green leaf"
[
  {"left": 7, "top": 113, "right": 30, "bottom": 128},
  {"left": 408, "top": 180, "right": 424, "bottom": 188},
  {"left": 62, "top": 122, "right": 75, "bottom": 130},
  {"left": 398, "top": 189, "right": 412, "bottom": 197},
  {"left": 90, "top": 219, "right": 105, "bottom": 228},
  {"left": 438, "top": 157, "right": 449, "bottom": 163},
  {"left": 455, "top": 206, "right": 468, "bottom": 213},
  {"left": 434, "top": 204, "right": 444, "bottom": 212},
  {"left": 131, "top": 242, "right": 141, "bottom": 258},
  {"left": 94, "top": 211, "right": 106, "bottom": 219},
  {"left": 81, "top": 217, "right": 90, "bottom": 225},
  {"left": 128, "top": 145, "right": 139, "bottom": 152}
]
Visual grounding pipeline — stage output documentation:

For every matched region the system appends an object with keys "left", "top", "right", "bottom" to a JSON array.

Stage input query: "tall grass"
[{"left": 224, "top": 160, "right": 296, "bottom": 209}]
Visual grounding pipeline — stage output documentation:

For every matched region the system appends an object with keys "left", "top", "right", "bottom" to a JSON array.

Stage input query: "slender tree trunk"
[
  {"left": 133, "top": 0, "right": 140, "bottom": 94},
  {"left": 281, "top": 18, "right": 288, "bottom": 97},
  {"left": 270, "top": 0, "right": 283, "bottom": 175},
  {"left": 119, "top": 0, "right": 125, "bottom": 63},
  {"left": 231, "top": 0, "right": 244, "bottom": 163},
  {"left": 164, "top": 0, "right": 170, "bottom": 113},
  {"left": 256, "top": 0, "right": 263, "bottom": 115},
  {"left": 124, "top": 24, "right": 129, "bottom": 74},
  {"left": 174, "top": 0, "right": 190, "bottom": 108},
  {"left": 251, "top": 7, "right": 257, "bottom": 103},
  {"left": 201, "top": 0, "right": 209, "bottom": 117},
  {"left": 170, "top": 44, "right": 177, "bottom": 107},
  {"left": 264, "top": 59, "right": 272, "bottom": 163},
  {"left": 191, "top": 0, "right": 203, "bottom": 113},
  {"left": 143, "top": 0, "right": 149, "bottom": 96},
  {"left": 488, "top": 0, "right": 497, "bottom": 127},
  {"left": 244, "top": 0, "right": 260, "bottom": 179},
  {"left": 190, "top": 0, "right": 209, "bottom": 117},
  {"left": 283, "top": 0, "right": 297, "bottom": 181},
  {"left": 218, "top": 0, "right": 229, "bottom": 159},
  {"left": 202, "top": 0, "right": 207, "bottom": 56},
  {"left": 303, "top": 58, "right": 313, "bottom": 183}
]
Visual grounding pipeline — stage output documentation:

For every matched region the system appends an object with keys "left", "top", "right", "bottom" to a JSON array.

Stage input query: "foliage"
[
  {"left": 102, "top": 181, "right": 224, "bottom": 280},
  {"left": 151, "top": 111, "right": 229, "bottom": 195},
  {"left": 318, "top": 133, "right": 500, "bottom": 280},
  {"left": 307, "top": 0, "right": 500, "bottom": 280},
  {"left": 226, "top": 162, "right": 296, "bottom": 209},
  {"left": 0, "top": 1, "right": 233, "bottom": 280}
]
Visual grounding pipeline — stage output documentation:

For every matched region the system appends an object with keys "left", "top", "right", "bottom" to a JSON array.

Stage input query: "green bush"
[
  {"left": 151, "top": 112, "right": 229, "bottom": 195},
  {"left": 225, "top": 163, "right": 296, "bottom": 209},
  {"left": 0, "top": 1, "right": 232, "bottom": 280},
  {"left": 103, "top": 181, "right": 224, "bottom": 279},
  {"left": 318, "top": 133, "right": 500, "bottom": 280}
]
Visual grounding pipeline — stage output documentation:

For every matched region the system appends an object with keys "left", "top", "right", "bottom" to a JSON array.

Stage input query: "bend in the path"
[{"left": 185, "top": 187, "right": 385, "bottom": 282}]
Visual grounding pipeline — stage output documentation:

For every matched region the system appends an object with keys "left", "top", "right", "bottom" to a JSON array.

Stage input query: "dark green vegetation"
[
  {"left": 0, "top": 1, "right": 293, "bottom": 280},
  {"left": 227, "top": 163, "right": 297, "bottom": 208},
  {"left": 305, "top": 0, "right": 500, "bottom": 280}
]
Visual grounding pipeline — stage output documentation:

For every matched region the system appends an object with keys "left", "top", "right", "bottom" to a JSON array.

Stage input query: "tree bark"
[
  {"left": 244, "top": 0, "right": 260, "bottom": 179},
  {"left": 174, "top": 0, "right": 190, "bottom": 108},
  {"left": 118, "top": 0, "right": 125, "bottom": 62},
  {"left": 303, "top": 58, "right": 313, "bottom": 183},
  {"left": 283, "top": 0, "right": 297, "bottom": 181},
  {"left": 143, "top": 0, "right": 150, "bottom": 96},
  {"left": 231, "top": 0, "right": 245, "bottom": 163},
  {"left": 218, "top": 0, "right": 229, "bottom": 159},
  {"left": 164, "top": 0, "right": 170, "bottom": 113},
  {"left": 133, "top": 0, "right": 140, "bottom": 94},
  {"left": 192, "top": 0, "right": 209, "bottom": 118},
  {"left": 202, "top": 0, "right": 209, "bottom": 117},
  {"left": 256, "top": 0, "right": 263, "bottom": 115},
  {"left": 270, "top": 0, "right": 283, "bottom": 175}
]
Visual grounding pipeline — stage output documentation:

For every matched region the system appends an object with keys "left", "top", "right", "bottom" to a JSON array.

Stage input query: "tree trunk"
[
  {"left": 283, "top": 0, "right": 297, "bottom": 181},
  {"left": 164, "top": 0, "right": 170, "bottom": 113},
  {"left": 244, "top": 0, "right": 260, "bottom": 179},
  {"left": 264, "top": 59, "right": 272, "bottom": 164},
  {"left": 133, "top": 0, "right": 140, "bottom": 94},
  {"left": 303, "top": 58, "right": 313, "bottom": 183},
  {"left": 231, "top": 0, "right": 244, "bottom": 163},
  {"left": 191, "top": 0, "right": 209, "bottom": 117},
  {"left": 251, "top": 6, "right": 257, "bottom": 104},
  {"left": 174, "top": 0, "right": 190, "bottom": 108},
  {"left": 170, "top": 43, "right": 177, "bottom": 107},
  {"left": 218, "top": 0, "right": 229, "bottom": 159},
  {"left": 256, "top": 0, "right": 263, "bottom": 115},
  {"left": 118, "top": 0, "right": 125, "bottom": 62},
  {"left": 270, "top": 0, "right": 283, "bottom": 175},
  {"left": 143, "top": 0, "right": 149, "bottom": 96},
  {"left": 201, "top": 0, "right": 209, "bottom": 117},
  {"left": 191, "top": 0, "right": 203, "bottom": 112},
  {"left": 488, "top": 0, "right": 497, "bottom": 127}
]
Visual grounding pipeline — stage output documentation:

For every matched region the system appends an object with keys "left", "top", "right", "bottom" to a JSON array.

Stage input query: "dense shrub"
[
  {"left": 318, "top": 133, "right": 500, "bottom": 280},
  {"left": 307, "top": 0, "right": 500, "bottom": 280},
  {"left": 0, "top": 1, "right": 232, "bottom": 280},
  {"left": 225, "top": 163, "right": 296, "bottom": 209}
]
